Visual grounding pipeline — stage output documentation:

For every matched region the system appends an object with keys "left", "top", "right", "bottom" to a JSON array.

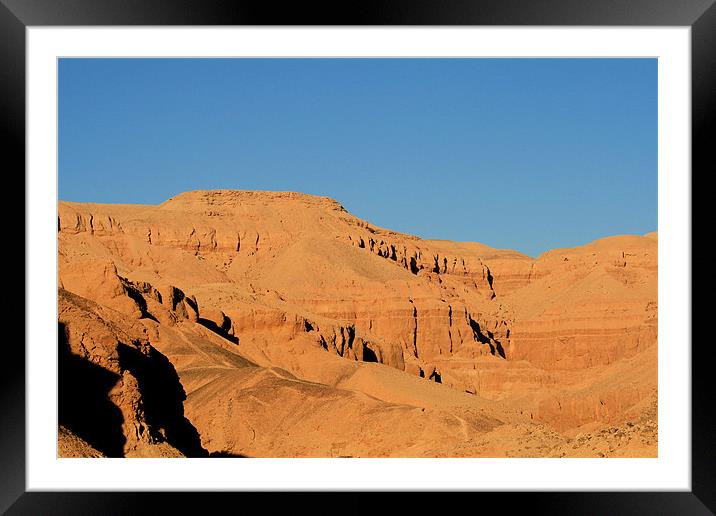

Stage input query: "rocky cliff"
[{"left": 57, "top": 190, "right": 657, "bottom": 457}]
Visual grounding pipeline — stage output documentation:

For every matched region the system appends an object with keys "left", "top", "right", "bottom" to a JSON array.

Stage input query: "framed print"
[{"left": 4, "top": 0, "right": 711, "bottom": 513}]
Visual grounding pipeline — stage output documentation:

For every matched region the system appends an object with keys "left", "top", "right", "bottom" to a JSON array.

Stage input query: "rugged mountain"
[{"left": 57, "top": 190, "right": 657, "bottom": 457}]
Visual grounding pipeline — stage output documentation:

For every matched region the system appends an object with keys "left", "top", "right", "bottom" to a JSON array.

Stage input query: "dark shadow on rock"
[
  {"left": 198, "top": 317, "right": 239, "bottom": 344},
  {"left": 58, "top": 322, "right": 126, "bottom": 457},
  {"left": 468, "top": 316, "right": 506, "bottom": 359},
  {"left": 124, "top": 286, "right": 159, "bottom": 322},
  {"left": 117, "top": 343, "right": 208, "bottom": 457},
  {"left": 485, "top": 329, "right": 506, "bottom": 359},
  {"left": 183, "top": 295, "right": 198, "bottom": 313},
  {"left": 409, "top": 257, "right": 420, "bottom": 275},
  {"left": 362, "top": 345, "right": 379, "bottom": 363},
  {"left": 208, "top": 451, "right": 249, "bottom": 458}
]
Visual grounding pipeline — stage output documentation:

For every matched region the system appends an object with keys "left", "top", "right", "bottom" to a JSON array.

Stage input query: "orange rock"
[{"left": 57, "top": 190, "right": 657, "bottom": 457}]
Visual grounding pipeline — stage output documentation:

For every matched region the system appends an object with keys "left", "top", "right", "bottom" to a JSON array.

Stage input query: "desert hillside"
[{"left": 57, "top": 190, "right": 657, "bottom": 457}]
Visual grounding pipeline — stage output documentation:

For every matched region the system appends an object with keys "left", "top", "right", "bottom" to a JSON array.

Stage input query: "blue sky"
[{"left": 59, "top": 58, "right": 657, "bottom": 257}]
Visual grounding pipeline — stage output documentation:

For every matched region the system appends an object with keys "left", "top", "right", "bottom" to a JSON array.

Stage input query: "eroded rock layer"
[{"left": 57, "top": 190, "right": 657, "bottom": 457}]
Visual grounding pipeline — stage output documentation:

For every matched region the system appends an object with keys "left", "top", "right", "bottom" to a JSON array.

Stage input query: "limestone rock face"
[
  {"left": 502, "top": 235, "right": 658, "bottom": 371},
  {"left": 59, "top": 260, "right": 144, "bottom": 318},
  {"left": 57, "top": 190, "right": 658, "bottom": 457},
  {"left": 201, "top": 309, "right": 229, "bottom": 332}
]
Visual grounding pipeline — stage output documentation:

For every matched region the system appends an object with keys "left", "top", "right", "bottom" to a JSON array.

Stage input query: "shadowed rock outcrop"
[
  {"left": 59, "top": 322, "right": 125, "bottom": 457},
  {"left": 58, "top": 289, "right": 207, "bottom": 457}
]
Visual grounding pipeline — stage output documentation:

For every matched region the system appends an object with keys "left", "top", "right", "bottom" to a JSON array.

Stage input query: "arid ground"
[{"left": 57, "top": 190, "right": 657, "bottom": 458}]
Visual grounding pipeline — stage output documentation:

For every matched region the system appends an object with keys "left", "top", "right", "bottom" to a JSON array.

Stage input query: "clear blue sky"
[{"left": 59, "top": 58, "right": 657, "bottom": 257}]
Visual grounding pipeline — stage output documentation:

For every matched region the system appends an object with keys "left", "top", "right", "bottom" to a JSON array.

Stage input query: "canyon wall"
[{"left": 57, "top": 190, "right": 657, "bottom": 456}]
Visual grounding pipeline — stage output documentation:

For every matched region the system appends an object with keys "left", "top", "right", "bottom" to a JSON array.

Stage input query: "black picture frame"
[{"left": 4, "top": 1, "right": 711, "bottom": 514}]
